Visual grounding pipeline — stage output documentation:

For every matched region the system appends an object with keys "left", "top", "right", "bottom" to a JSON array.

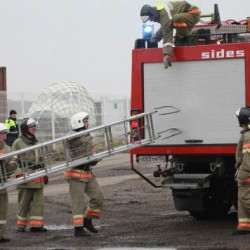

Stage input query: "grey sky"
[{"left": 0, "top": 0, "right": 249, "bottom": 99}]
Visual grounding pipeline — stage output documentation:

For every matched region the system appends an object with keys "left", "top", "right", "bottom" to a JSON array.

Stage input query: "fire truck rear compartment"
[{"left": 162, "top": 155, "right": 237, "bottom": 219}]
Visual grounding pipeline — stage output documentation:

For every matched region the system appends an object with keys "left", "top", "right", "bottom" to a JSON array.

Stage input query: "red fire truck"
[{"left": 130, "top": 7, "right": 250, "bottom": 219}]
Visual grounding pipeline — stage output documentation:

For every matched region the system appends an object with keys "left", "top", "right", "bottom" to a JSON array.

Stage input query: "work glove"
[
  {"left": 90, "top": 158, "right": 102, "bottom": 166},
  {"left": 44, "top": 176, "right": 49, "bottom": 185},
  {"left": 163, "top": 54, "right": 172, "bottom": 69}
]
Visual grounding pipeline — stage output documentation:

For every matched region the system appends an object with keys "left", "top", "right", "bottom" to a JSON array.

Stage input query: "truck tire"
[{"left": 188, "top": 178, "right": 235, "bottom": 220}]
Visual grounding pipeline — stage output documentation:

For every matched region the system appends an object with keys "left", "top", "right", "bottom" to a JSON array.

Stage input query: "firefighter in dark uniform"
[
  {"left": 12, "top": 118, "right": 48, "bottom": 233},
  {"left": 5, "top": 110, "right": 19, "bottom": 147},
  {"left": 0, "top": 123, "right": 17, "bottom": 243},
  {"left": 64, "top": 112, "right": 104, "bottom": 237},
  {"left": 140, "top": 1, "right": 201, "bottom": 69},
  {"left": 234, "top": 107, "right": 250, "bottom": 235}
]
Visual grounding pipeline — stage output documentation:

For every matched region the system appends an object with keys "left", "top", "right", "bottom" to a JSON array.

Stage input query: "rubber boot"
[
  {"left": 0, "top": 237, "right": 10, "bottom": 243},
  {"left": 30, "top": 227, "right": 48, "bottom": 233},
  {"left": 232, "top": 229, "right": 250, "bottom": 235},
  {"left": 74, "top": 227, "right": 90, "bottom": 237},
  {"left": 84, "top": 218, "right": 98, "bottom": 233}
]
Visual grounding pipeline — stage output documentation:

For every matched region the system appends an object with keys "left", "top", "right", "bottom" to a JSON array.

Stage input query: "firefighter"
[
  {"left": 234, "top": 107, "right": 250, "bottom": 235},
  {"left": 12, "top": 118, "right": 48, "bottom": 233},
  {"left": 140, "top": 1, "right": 201, "bottom": 69},
  {"left": 5, "top": 110, "right": 19, "bottom": 147},
  {"left": 0, "top": 123, "right": 17, "bottom": 243},
  {"left": 64, "top": 112, "right": 104, "bottom": 237}
]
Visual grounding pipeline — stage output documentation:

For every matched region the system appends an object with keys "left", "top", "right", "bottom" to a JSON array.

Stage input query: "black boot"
[
  {"left": 74, "top": 227, "right": 90, "bottom": 237},
  {"left": 84, "top": 218, "right": 98, "bottom": 233},
  {"left": 0, "top": 237, "right": 10, "bottom": 243},
  {"left": 30, "top": 227, "right": 48, "bottom": 233},
  {"left": 232, "top": 229, "right": 250, "bottom": 235}
]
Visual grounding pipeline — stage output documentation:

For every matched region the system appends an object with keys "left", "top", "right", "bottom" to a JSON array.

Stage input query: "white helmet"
[
  {"left": 0, "top": 123, "right": 8, "bottom": 133},
  {"left": 20, "top": 118, "right": 38, "bottom": 134},
  {"left": 71, "top": 112, "right": 90, "bottom": 130}
]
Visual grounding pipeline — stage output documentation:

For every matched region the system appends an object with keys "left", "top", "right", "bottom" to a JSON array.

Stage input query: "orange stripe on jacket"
[
  {"left": 173, "top": 22, "right": 188, "bottom": 27},
  {"left": 188, "top": 9, "right": 201, "bottom": 14},
  {"left": 243, "top": 143, "right": 250, "bottom": 149},
  {"left": 64, "top": 171, "right": 92, "bottom": 178},
  {"left": 16, "top": 174, "right": 44, "bottom": 183}
]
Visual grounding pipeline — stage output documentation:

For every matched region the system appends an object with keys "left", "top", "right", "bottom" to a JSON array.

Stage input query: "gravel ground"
[{"left": 1, "top": 153, "right": 250, "bottom": 250}]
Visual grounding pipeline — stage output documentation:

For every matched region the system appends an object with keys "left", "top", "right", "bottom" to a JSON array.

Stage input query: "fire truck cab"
[{"left": 130, "top": 5, "right": 250, "bottom": 219}]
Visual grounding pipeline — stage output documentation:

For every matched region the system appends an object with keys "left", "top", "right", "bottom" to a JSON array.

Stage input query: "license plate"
[{"left": 137, "top": 155, "right": 166, "bottom": 163}]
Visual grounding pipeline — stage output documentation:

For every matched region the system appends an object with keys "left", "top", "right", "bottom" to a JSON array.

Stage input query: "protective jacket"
[
  {"left": 0, "top": 142, "right": 16, "bottom": 194},
  {"left": 4, "top": 117, "right": 19, "bottom": 146},
  {"left": 155, "top": 1, "right": 200, "bottom": 56},
  {"left": 64, "top": 132, "right": 97, "bottom": 181},
  {"left": 0, "top": 142, "right": 16, "bottom": 239},
  {"left": 64, "top": 132, "right": 104, "bottom": 227},
  {"left": 12, "top": 134, "right": 45, "bottom": 189},
  {"left": 235, "top": 129, "right": 250, "bottom": 231}
]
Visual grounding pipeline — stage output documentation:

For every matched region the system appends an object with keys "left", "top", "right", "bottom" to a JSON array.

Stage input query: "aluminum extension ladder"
[{"left": 0, "top": 111, "right": 161, "bottom": 190}]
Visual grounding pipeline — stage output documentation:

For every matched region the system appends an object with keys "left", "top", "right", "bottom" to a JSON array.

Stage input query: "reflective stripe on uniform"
[
  {"left": 163, "top": 42, "right": 174, "bottom": 47},
  {"left": 29, "top": 220, "right": 44, "bottom": 226},
  {"left": 156, "top": 2, "right": 172, "bottom": 20},
  {"left": 156, "top": 2, "right": 165, "bottom": 10},
  {"left": 73, "top": 214, "right": 84, "bottom": 226},
  {"left": 243, "top": 143, "right": 250, "bottom": 153},
  {"left": 239, "top": 218, "right": 250, "bottom": 223},
  {"left": 31, "top": 177, "right": 44, "bottom": 183},
  {"left": 188, "top": 9, "right": 201, "bottom": 14},
  {"left": 0, "top": 220, "right": 7, "bottom": 224},
  {"left": 85, "top": 210, "right": 101, "bottom": 219},
  {"left": 64, "top": 171, "right": 92, "bottom": 178},
  {"left": 29, "top": 216, "right": 44, "bottom": 226},
  {"left": 17, "top": 220, "right": 27, "bottom": 227},
  {"left": 16, "top": 174, "right": 44, "bottom": 183},
  {"left": 238, "top": 222, "right": 250, "bottom": 229},
  {"left": 245, "top": 177, "right": 250, "bottom": 182},
  {"left": 173, "top": 22, "right": 188, "bottom": 27},
  {"left": 29, "top": 216, "right": 44, "bottom": 221}
]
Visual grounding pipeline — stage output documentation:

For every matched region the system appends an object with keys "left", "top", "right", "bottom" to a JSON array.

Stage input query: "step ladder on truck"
[
  {"left": 0, "top": 111, "right": 177, "bottom": 190},
  {"left": 130, "top": 4, "right": 250, "bottom": 220}
]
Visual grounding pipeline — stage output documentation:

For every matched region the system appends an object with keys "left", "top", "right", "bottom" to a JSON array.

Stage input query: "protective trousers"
[
  {"left": 237, "top": 185, "right": 250, "bottom": 231},
  {"left": 172, "top": 12, "right": 200, "bottom": 38},
  {"left": 17, "top": 188, "right": 44, "bottom": 228},
  {"left": 69, "top": 178, "right": 104, "bottom": 228},
  {"left": 0, "top": 192, "right": 8, "bottom": 238}
]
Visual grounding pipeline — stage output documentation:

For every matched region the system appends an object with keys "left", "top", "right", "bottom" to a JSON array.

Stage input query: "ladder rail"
[{"left": 0, "top": 111, "right": 158, "bottom": 190}]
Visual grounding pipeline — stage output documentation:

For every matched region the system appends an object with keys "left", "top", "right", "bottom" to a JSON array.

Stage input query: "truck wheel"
[{"left": 189, "top": 190, "right": 232, "bottom": 220}]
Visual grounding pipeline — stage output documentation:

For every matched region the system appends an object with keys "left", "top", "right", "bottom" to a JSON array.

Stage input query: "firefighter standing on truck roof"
[
  {"left": 12, "top": 118, "right": 48, "bottom": 233},
  {"left": 234, "top": 107, "right": 250, "bottom": 235},
  {"left": 64, "top": 112, "right": 104, "bottom": 237},
  {"left": 0, "top": 123, "right": 17, "bottom": 243},
  {"left": 140, "top": 1, "right": 201, "bottom": 69}
]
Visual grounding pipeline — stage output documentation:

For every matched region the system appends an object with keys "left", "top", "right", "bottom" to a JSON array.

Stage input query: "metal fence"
[{"left": 1, "top": 91, "right": 130, "bottom": 142}]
